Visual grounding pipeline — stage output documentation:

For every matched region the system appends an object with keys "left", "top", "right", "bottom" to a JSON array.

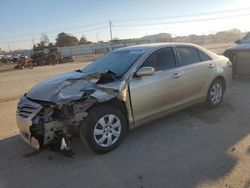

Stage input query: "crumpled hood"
[{"left": 26, "top": 70, "right": 120, "bottom": 103}]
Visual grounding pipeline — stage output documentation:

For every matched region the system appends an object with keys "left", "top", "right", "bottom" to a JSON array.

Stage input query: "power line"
[
  {"left": 4, "top": 7, "right": 249, "bottom": 41},
  {"left": 113, "top": 12, "right": 250, "bottom": 27},
  {"left": 42, "top": 22, "right": 107, "bottom": 33},
  {"left": 4, "top": 26, "right": 108, "bottom": 43},
  {"left": 1, "top": 26, "right": 108, "bottom": 44},
  {"left": 1, "top": 29, "right": 109, "bottom": 50},
  {"left": 113, "top": 7, "right": 250, "bottom": 22},
  {"left": 2, "top": 6, "right": 250, "bottom": 50},
  {"left": 0, "top": 22, "right": 107, "bottom": 40}
]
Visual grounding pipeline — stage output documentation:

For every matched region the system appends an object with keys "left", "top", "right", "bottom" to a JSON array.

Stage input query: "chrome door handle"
[
  {"left": 173, "top": 73, "right": 182, "bottom": 78},
  {"left": 208, "top": 64, "right": 215, "bottom": 68}
]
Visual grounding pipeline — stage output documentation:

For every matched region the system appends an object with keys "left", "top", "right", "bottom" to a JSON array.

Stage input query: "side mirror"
[
  {"left": 136, "top": 67, "right": 155, "bottom": 77},
  {"left": 235, "top": 39, "right": 241, "bottom": 44}
]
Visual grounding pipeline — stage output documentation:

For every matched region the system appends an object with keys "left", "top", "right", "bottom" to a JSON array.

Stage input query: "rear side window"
[
  {"left": 142, "top": 47, "right": 176, "bottom": 71},
  {"left": 198, "top": 49, "right": 212, "bottom": 61},
  {"left": 177, "top": 46, "right": 200, "bottom": 66}
]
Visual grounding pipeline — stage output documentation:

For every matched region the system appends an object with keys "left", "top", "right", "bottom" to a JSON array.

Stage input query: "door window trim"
[
  {"left": 136, "top": 47, "right": 178, "bottom": 74},
  {"left": 196, "top": 48, "right": 213, "bottom": 62},
  {"left": 176, "top": 45, "right": 210, "bottom": 67}
]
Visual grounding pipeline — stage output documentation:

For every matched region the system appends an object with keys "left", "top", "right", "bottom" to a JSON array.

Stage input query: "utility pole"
[
  {"left": 31, "top": 38, "right": 35, "bottom": 49},
  {"left": 109, "top": 21, "right": 113, "bottom": 41},
  {"left": 6, "top": 42, "right": 11, "bottom": 52},
  {"left": 12, "top": 42, "right": 15, "bottom": 50},
  {"left": 96, "top": 33, "right": 99, "bottom": 43}
]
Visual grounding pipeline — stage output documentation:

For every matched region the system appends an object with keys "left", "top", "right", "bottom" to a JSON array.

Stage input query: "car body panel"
[
  {"left": 16, "top": 43, "right": 232, "bottom": 150},
  {"left": 129, "top": 67, "right": 182, "bottom": 122},
  {"left": 223, "top": 32, "right": 250, "bottom": 76}
]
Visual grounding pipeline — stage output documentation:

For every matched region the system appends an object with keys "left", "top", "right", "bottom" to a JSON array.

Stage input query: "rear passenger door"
[{"left": 176, "top": 46, "right": 213, "bottom": 104}]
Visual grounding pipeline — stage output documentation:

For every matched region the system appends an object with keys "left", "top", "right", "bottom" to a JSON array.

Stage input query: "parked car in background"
[
  {"left": 12, "top": 54, "right": 22, "bottom": 63},
  {"left": 224, "top": 32, "right": 250, "bottom": 77},
  {"left": 16, "top": 43, "right": 232, "bottom": 154},
  {"left": 0, "top": 55, "right": 6, "bottom": 64},
  {"left": 59, "top": 55, "right": 75, "bottom": 64},
  {"left": 0, "top": 55, "right": 13, "bottom": 64}
]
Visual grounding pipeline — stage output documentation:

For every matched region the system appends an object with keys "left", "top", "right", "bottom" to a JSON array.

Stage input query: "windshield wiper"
[
  {"left": 75, "top": 69, "right": 83, "bottom": 73},
  {"left": 106, "top": 70, "right": 117, "bottom": 77}
]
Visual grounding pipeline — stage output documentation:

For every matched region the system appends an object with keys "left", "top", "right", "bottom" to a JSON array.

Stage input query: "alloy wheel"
[
  {"left": 210, "top": 83, "right": 223, "bottom": 105},
  {"left": 93, "top": 114, "right": 122, "bottom": 147}
]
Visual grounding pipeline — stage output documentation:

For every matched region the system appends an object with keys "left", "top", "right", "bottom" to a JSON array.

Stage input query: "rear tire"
[
  {"left": 206, "top": 79, "right": 225, "bottom": 107},
  {"left": 80, "top": 105, "right": 127, "bottom": 154}
]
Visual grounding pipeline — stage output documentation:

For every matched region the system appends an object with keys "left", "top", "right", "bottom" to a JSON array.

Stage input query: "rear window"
[
  {"left": 177, "top": 46, "right": 200, "bottom": 66},
  {"left": 198, "top": 49, "right": 212, "bottom": 61}
]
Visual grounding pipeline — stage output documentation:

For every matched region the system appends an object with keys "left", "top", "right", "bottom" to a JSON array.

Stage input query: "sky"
[{"left": 0, "top": 0, "right": 250, "bottom": 51}]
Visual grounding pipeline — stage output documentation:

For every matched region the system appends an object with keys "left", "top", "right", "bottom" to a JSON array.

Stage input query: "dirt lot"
[
  {"left": 0, "top": 54, "right": 103, "bottom": 73},
  {"left": 1, "top": 44, "right": 250, "bottom": 188}
]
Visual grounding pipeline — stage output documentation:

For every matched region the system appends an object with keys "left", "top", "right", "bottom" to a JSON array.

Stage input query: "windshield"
[
  {"left": 82, "top": 49, "right": 146, "bottom": 77},
  {"left": 242, "top": 33, "right": 250, "bottom": 43}
]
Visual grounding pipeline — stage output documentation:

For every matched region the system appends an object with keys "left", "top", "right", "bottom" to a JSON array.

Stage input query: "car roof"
[
  {"left": 115, "top": 42, "right": 202, "bottom": 51},
  {"left": 115, "top": 42, "right": 219, "bottom": 59}
]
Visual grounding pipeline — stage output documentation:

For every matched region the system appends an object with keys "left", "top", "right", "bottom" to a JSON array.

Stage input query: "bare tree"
[
  {"left": 79, "top": 35, "right": 92, "bottom": 45},
  {"left": 40, "top": 33, "right": 50, "bottom": 46}
]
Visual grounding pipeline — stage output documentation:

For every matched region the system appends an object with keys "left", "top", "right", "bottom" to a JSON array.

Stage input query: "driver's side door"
[{"left": 129, "top": 47, "right": 182, "bottom": 123}]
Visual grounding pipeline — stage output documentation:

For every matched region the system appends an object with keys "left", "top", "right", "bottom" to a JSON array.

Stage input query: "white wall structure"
[
  {"left": 6, "top": 41, "right": 150, "bottom": 57},
  {"left": 57, "top": 41, "right": 149, "bottom": 56}
]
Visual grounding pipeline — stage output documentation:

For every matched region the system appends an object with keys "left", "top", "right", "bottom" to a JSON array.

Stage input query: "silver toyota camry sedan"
[{"left": 16, "top": 43, "right": 232, "bottom": 154}]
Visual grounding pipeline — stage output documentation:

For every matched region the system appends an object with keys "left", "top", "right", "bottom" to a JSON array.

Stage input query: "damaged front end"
[
  {"left": 16, "top": 70, "right": 131, "bottom": 154},
  {"left": 16, "top": 91, "right": 97, "bottom": 154}
]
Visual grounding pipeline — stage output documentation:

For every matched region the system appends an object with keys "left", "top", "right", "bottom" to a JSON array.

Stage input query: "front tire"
[
  {"left": 80, "top": 105, "right": 127, "bottom": 153},
  {"left": 206, "top": 79, "right": 225, "bottom": 107}
]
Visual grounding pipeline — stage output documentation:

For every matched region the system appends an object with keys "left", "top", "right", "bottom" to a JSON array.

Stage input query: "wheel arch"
[
  {"left": 87, "top": 97, "right": 129, "bottom": 128},
  {"left": 214, "top": 76, "right": 226, "bottom": 91}
]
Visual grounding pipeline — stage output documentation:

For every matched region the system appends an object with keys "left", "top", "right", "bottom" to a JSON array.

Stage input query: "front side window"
[
  {"left": 177, "top": 46, "right": 200, "bottom": 66},
  {"left": 82, "top": 49, "right": 146, "bottom": 77},
  {"left": 141, "top": 47, "right": 176, "bottom": 71}
]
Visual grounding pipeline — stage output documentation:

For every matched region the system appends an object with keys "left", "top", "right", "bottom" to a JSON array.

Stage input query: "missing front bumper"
[
  {"left": 20, "top": 131, "right": 40, "bottom": 149},
  {"left": 16, "top": 114, "right": 40, "bottom": 149}
]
